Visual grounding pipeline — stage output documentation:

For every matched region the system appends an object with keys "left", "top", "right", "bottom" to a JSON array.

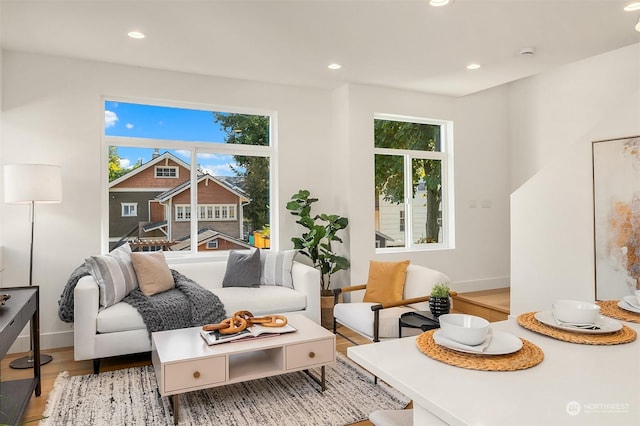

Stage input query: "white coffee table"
[{"left": 151, "top": 314, "right": 336, "bottom": 424}]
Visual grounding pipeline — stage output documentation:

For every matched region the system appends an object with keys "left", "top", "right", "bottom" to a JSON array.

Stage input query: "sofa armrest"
[
  {"left": 291, "top": 261, "right": 321, "bottom": 324},
  {"left": 73, "top": 275, "right": 100, "bottom": 361}
]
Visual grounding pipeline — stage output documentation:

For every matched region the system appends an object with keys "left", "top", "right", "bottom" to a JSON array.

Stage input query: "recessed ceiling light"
[
  {"left": 466, "top": 63, "right": 481, "bottom": 70},
  {"left": 430, "top": 0, "right": 453, "bottom": 6},
  {"left": 624, "top": 2, "right": 640, "bottom": 12},
  {"left": 128, "top": 31, "right": 145, "bottom": 39},
  {"left": 328, "top": 63, "right": 342, "bottom": 70}
]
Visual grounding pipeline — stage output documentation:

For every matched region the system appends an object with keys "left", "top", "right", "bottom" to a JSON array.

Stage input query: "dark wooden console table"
[{"left": 0, "top": 286, "right": 41, "bottom": 425}]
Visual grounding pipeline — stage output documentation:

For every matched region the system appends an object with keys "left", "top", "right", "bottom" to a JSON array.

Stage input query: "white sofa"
[{"left": 74, "top": 256, "right": 320, "bottom": 372}]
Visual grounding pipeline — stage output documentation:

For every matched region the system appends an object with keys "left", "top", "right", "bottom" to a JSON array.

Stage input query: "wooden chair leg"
[{"left": 93, "top": 358, "right": 100, "bottom": 374}]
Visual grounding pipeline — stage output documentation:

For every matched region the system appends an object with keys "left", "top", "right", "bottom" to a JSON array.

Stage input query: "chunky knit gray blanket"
[
  {"left": 124, "top": 270, "right": 226, "bottom": 335},
  {"left": 58, "top": 267, "right": 226, "bottom": 335}
]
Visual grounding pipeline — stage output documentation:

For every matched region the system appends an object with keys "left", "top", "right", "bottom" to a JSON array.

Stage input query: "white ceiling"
[{"left": 2, "top": 0, "right": 639, "bottom": 97}]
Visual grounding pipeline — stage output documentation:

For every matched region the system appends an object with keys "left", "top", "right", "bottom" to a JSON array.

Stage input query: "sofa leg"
[{"left": 93, "top": 358, "right": 100, "bottom": 374}]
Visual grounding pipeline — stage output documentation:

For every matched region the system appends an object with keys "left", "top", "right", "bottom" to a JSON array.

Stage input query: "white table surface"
[{"left": 348, "top": 318, "right": 640, "bottom": 426}]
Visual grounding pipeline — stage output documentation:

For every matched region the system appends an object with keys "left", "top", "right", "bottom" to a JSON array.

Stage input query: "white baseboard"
[
  {"left": 449, "top": 276, "right": 510, "bottom": 294},
  {"left": 7, "top": 330, "right": 74, "bottom": 354}
]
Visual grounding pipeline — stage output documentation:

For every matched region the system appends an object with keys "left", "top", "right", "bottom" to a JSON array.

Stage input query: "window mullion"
[{"left": 404, "top": 154, "right": 413, "bottom": 249}]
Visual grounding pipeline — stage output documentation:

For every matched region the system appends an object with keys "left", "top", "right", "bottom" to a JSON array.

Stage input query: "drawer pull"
[
  {"left": 193, "top": 371, "right": 200, "bottom": 379},
  {"left": 309, "top": 351, "right": 315, "bottom": 358}
]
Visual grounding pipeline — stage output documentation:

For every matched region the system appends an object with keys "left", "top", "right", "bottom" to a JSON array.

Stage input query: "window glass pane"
[
  {"left": 105, "top": 101, "right": 269, "bottom": 146},
  {"left": 108, "top": 146, "right": 191, "bottom": 251},
  {"left": 411, "top": 158, "right": 442, "bottom": 244},
  {"left": 374, "top": 154, "right": 405, "bottom": 248},
  {"left": 374, "top": 119, "right": 441, "bottom": 151},
  {"left": 197, "top": 152, "right": 270, "bottom": 251}
]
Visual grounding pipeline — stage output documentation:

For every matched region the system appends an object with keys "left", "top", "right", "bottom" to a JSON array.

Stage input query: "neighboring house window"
[
  {"left": 104, "top": 99, "right": 273, "bottom": 253},
  {"left": 155, "top": 166, "right": 178, "bottom": 178},
  {"left": 207, "top": 241, "right": 218, "bottom": 249},
  {"left": 121, "top": 203, "right": 137, "bottom": 217},
  {"left": 175, "top": 205, "right": 191, "bottom": 221},
  {"left": 374, "top": 115, "right": 453, "bottom": 250},
  {"left": 199, "top": 204, "right": 236, "bottom": 220}
]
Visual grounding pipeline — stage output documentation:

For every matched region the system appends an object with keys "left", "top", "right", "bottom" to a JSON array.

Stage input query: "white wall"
[
  {"left": 1, "top": 50, "right": 512, "bottom": 350},
  {"left": 510, "top": 43, "right": 640, "bottom": 315}
]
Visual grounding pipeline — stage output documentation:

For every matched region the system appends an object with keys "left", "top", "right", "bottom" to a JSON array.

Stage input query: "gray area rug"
[{"left": 40, "top": 354, "right": 410, "bottom": 425}]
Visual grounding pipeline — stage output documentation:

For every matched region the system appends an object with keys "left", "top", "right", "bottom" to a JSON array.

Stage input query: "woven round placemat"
[
  {"left": 415, "top": 330, "right": 543, "bottom": 372},
  {"left": 597, "top": 300, "right": 640, "bottom": 324},
  {"left": 516, "top": 312, "right": 637, "bottom": 345}
]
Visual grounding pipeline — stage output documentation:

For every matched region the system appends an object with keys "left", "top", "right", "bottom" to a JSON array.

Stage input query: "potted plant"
[
  {"left": 429, "top": 283, "right": 451, "bottom": 317},
  {"left": 286, "top": 190, "right": 350, "bottom": 328}
]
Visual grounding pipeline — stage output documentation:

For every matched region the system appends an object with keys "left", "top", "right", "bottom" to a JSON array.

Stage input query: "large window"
[
  {"left": 374, "top": 115, "right": 453, "bottom": 251},
  {"left": 104, "top": 100, "right": 273, "bottom": 253}
]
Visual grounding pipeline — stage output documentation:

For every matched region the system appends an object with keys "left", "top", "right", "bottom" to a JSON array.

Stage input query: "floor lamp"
[{"left": 4, "top": 163, "right": 62, "bottom": 369}]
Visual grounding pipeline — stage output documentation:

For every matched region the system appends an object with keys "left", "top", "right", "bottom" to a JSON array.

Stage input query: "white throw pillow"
[
  {"left": 85, "top": 244, "right": 138, "bottom": 308},
  {"left": 260, "top": 250, "right": 296, "bottom": 289}
]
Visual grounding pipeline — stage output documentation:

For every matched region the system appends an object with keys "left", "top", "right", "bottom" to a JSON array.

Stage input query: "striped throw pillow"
[
  {"left": 85, "top": 244, "right": 139, "bottom": 308},
  {"left": 260, "top": 250, "right": 296, "bottom": 289}
]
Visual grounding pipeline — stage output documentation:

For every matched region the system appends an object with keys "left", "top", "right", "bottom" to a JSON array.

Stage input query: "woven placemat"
[
  {"left": 597, "top": 300, "right": 640, "bottom": 323},
  {"left": 517, "top": 312, "right": 637, "bottom": 345},
  {"left": 415, "top": 330, "right": 543, "bottom": 371}
]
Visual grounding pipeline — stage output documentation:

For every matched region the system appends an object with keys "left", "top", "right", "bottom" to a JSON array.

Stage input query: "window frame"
[
  {"left": 102, "top": 97, "right": 277, "bottom": 255},
  {"left": 121, "top": 202, "right": 137, "bottom": 217},
  {"left": 374, "top": 113, "right": 455, "bottom": 253},
  {"left": 154, "top": 166, "right": 178, "bottom": 178}
]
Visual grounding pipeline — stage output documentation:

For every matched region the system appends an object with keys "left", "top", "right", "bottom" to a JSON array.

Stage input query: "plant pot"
[
  {"left": 320, "top": 293, "right": 342, "bottom": 330},
  {"left": 429, "top": 297, "right": 450, "bottom": 317}
]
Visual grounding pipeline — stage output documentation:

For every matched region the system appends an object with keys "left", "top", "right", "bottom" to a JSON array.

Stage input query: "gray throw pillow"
[{"left": 222, "top": 249, "right": 261, "bottom": 288}]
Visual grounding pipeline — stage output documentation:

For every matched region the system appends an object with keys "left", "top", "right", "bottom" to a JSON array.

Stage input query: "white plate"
[
  {"left": 618, "top": 297, "right": 640, "bottom": 314},
  {"left": 534, "top": 311, "right": 622, "bottom": 334},
  {"left": 433, "top": 330, "right": 523, "bottom": 355}
]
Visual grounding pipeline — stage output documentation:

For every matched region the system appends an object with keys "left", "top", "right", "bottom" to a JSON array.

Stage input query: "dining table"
[{"left": 347, "top": 316, "right": 640, "bottom": 426}]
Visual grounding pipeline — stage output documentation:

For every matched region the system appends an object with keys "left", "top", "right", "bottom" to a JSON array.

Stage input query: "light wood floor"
[{"left": 1, "top": 326, "right": 397, "bottom": 426}]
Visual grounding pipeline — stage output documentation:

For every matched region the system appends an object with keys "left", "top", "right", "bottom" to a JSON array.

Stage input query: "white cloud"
[
  {"left": 126, "top": 123, "right": 134, "bottom": 129},
  {"left": 119, "top": 158, "right": 131, "bottom": 168},
  {"left": 203, "top": 162, "right": 235, "bottom": 176},
  {"left": 105, "top": 110, "right": 119, "bottom": 128}
]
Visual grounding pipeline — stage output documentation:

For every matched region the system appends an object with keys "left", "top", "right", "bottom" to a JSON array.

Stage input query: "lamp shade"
[{"left": 4, "top": 164, "right": 63, "bottom": 204}]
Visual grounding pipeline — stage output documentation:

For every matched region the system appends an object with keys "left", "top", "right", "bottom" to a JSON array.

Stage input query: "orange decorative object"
[{"left": 203, "top": 311, "right": 288, "bottom": 334}]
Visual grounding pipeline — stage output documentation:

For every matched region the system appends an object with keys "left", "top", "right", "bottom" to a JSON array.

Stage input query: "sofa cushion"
[
  {"left": 215, "top": 286, "right": 306, "bottom": 316},
  {"left": 260, "top": 250, "right": 296, "bottom": 289},
  {"left": 222, "top": 249, "right": 261, "bottom": 288},
  {"left": 96, "top": 301, "right": 146, "bottom": 333},
  {"left": 85, "top": 244, "right": 138, "bottom": 308},
  {"left": 362, "top": 260, "right": 410, "bottom": 304},
  {"left": 131, "top": 251, "right": 175, "bottom": 296},
  {"left": 333, "top": 302, "right": 416, "bottom": 339}
]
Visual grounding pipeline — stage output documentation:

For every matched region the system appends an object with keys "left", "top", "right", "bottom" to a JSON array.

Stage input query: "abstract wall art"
[{"left": 593, "top": 136, "right": 640, "bottom": 300}]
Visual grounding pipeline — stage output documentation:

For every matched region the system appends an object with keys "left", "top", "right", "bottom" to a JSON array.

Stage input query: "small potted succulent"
[{"left": 429, "top": 283, "right": 451, "bottom": 317}]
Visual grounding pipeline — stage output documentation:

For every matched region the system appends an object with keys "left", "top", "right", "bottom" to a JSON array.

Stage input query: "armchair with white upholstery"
[{"left": 333, "top": 262, "right": 452, "bottom": 342}]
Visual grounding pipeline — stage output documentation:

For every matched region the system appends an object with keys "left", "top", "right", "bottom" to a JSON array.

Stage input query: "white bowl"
[
  {"left": 438, "top": 314, "right": 490, "bottom": 346},
  {"left": 552, "top": 300, "right": 600, "bottom": 324}
]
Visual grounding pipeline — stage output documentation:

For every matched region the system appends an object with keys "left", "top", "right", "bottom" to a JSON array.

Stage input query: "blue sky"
[{"left": 104, "top": 100, "right": 239, "bottom": 176}]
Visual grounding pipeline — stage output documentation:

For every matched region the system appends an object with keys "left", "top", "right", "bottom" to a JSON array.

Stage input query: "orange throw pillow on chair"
[{"left": 362, "top": 260, "right": 410, "bottom": 304}]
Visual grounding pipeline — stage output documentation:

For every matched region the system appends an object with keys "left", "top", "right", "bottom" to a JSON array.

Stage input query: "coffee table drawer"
[
  {"left": 164, "top": 356, "right": 226, "bottom": 392},
  {"left": 286, "top": 339, "right": 334, "bottom": 370}
]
